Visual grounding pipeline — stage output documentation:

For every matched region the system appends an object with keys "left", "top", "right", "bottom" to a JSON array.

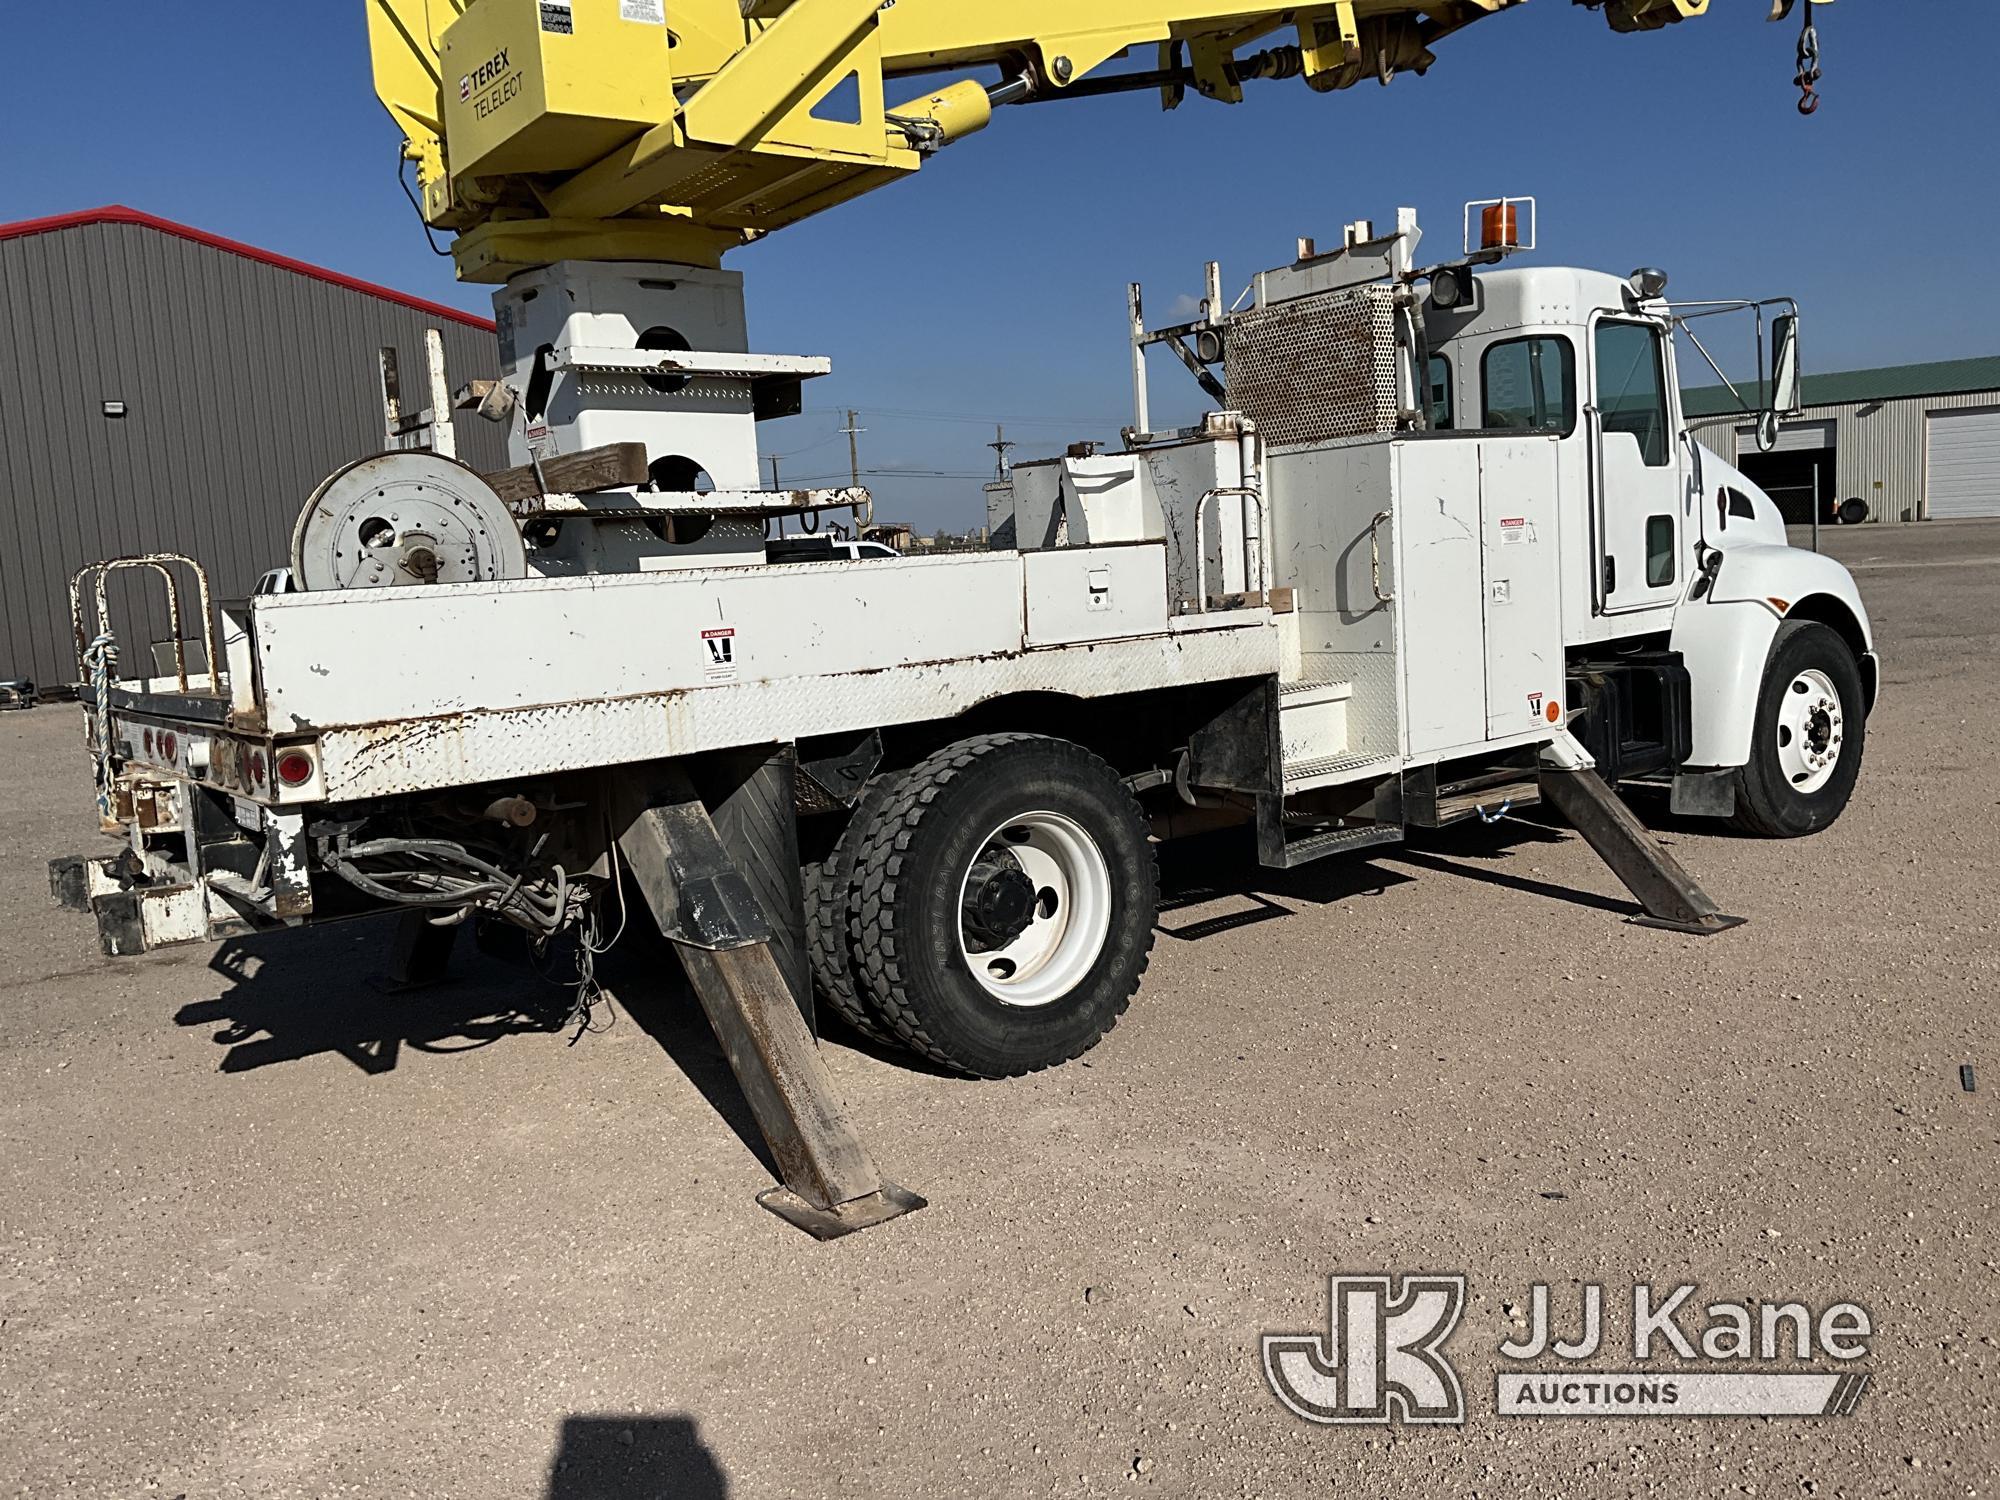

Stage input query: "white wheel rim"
[
  {"left": 1774, "top": 667, "right": 1844, "bottom": 794},
  {"left": 955, "top": 811, "right": 1113, "bottom": 1008}
]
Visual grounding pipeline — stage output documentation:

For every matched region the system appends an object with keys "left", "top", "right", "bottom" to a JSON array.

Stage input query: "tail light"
[{"left": 275, "top": 749, "right": 316, "bottom": 787}]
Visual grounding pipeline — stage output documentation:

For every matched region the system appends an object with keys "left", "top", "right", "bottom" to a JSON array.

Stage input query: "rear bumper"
[{"left": 50, "top": 851, "right": 257, "bottom": 956}]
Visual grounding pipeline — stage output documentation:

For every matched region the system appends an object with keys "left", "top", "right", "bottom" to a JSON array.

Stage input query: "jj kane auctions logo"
[{"left": 1264, "top": 1274, "right": 1873, "bottom": 1424}]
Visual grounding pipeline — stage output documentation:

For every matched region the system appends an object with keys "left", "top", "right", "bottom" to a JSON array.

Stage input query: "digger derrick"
[{"left": 364, "top": 0, "right": 1752, "bottom": 280}]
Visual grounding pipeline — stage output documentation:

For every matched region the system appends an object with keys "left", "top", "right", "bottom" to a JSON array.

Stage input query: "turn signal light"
[{"left": 275, "top": 750, "right": 315, "bottom": 787}]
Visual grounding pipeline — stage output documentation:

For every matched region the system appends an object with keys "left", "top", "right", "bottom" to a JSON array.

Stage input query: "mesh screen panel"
[{"left": 1223, "top": 287, "right": 1403, "bottom": 448}]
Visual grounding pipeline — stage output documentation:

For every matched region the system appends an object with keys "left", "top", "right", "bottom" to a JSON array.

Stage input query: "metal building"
[
  {"left": 0, "top": 206, "right": 506, "bottom": 691},
  {"left": 1684, "top": 355, "right": 2000, "bottom": 525}
]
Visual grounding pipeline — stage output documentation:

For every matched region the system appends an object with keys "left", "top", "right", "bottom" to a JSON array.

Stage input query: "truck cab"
[
  {"left": 1426, "top": 260, "right": 1877, "bottom": 832},
  {"left": 997, "top": 204, "right": 1877, "bottom": 839}
]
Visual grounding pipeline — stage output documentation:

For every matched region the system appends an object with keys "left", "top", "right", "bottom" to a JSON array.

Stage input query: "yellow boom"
[{"left": 366, "top": 0, "right": 1791, "bottom": 281}]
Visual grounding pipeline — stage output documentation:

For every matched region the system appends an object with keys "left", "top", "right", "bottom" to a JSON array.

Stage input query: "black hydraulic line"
[{"left": 1010, "top": 45, "right": 1303, "bottom": 102}]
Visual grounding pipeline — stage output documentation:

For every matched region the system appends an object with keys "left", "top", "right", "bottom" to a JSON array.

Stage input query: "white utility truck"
[{"left": 53, "top": 0, "right": 1865, "bottom": 1236}]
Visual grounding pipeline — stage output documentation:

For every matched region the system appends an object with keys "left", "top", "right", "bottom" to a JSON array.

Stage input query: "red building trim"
[{"left": 0, "top": 205, "right": 496, "bottom": 332}]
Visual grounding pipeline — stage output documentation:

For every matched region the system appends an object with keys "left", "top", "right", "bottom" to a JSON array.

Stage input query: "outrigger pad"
[
  {"left": 48, "top": 855, "right": 93, "bottom": 912},
  {"left": 1629, "top": 911, "right": 1750, "bottom": 937},
  {"left": 1536, "top": 766, "right": 1747, "bottom": 937},
  {"left": 757, "top": 1183, "right": 928, "bottom": 1241}
]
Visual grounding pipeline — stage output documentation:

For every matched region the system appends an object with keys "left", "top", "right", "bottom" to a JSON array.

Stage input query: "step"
[
  {"left": 1265, "top": 819, "right": 1404, "bottom": 870},
  {"left": 1283, "top": 751, "right": 1397, "bottom": 791},
  {"left": 1278, "top": 678, "right": 1354, "bottom": 782}
]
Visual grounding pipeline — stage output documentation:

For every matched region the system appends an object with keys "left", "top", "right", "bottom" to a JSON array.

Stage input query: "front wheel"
[
  {"left": 1733, "top": 619, "right": 1866, "bottom": 838},
  {"left": 848, "top": 733, "right": 1157, "bottom": 1078}
]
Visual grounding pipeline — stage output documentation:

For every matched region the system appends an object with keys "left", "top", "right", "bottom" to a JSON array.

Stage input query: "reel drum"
[{"left": 290, "top": 452, "right": 527, "bottom": 590}]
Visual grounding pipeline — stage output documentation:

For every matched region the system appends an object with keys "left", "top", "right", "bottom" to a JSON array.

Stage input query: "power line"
[
  {"left": 786, "top": 467, "right": 997, "bottom": 484},
  {"left": 800, "top": 403, "right": 1126, "bottom": 430}
]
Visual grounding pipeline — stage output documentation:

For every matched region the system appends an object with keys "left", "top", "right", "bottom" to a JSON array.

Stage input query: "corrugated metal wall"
[
  {"left": 1686, "top": 388, "right": 2000, "bottom": 523},
  {"left": 0, "top": 220, "right": 507, "bottom": 687}
]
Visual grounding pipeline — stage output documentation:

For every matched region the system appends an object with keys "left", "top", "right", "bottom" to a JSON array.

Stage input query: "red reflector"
[
  {"left": 143, "top": 729, "right": 155, "bottom": 755},
  {"left": 247, "top": 750, "right": 267, "bottom": 786},
  {"left": 160, "top": 732, "right": 179, "bottom": 761},
  {"left": 275, "top": 750, "right": 314, "bottom": 787}
]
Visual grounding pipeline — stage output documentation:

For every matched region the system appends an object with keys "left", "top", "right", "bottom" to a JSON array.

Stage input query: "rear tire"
[
  {"left": 803, "top": 776, "right": 904, "bottom": 1049},
  {"left": 849, "top": 733, "right": 1157, "bottom": 1079},
  {"left": 1732, "top": 620, "right": 1865, "bottom": 838}
]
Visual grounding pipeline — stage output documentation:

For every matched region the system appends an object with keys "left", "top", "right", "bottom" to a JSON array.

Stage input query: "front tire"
[
  {"left": 848, "top": 734, "right": 1157, "bottom": 1078},
  {"left": 1733, "top": 620, "right": 1866, "bottom": 838}
]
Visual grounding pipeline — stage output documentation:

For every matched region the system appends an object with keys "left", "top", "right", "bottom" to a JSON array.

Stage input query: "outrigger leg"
[
  {"left": 616, "top": 753, "right": 925, "bottom": 1239},
  {"left": 1537, "top": 732, "right": 1747, "bottom": 937}
]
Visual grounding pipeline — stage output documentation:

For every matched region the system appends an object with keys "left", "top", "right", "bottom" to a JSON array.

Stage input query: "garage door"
[
  {"left": 1734, "top": 418, "right": 1835, "bottom": 455},
  {"left": 1928, "top": 406, "right": 2000, "bottom": 519}
]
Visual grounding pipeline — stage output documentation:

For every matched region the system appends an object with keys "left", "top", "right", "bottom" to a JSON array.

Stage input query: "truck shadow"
[
  {"left": 174, "top": 901, "right": 913, "bottom": 1175},
  {"left": 544, "top": 1413, "right": 728, "bottom": 1499},
  {"left": 178, "top": 914, "right": 569, "bottom": 1075},
  {"left": 1155, "top": 814, "right": 1641, "bottom": 937}
]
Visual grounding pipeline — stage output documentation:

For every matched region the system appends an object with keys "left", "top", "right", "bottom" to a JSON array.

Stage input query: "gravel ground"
[{"left": 1, "top": 521, "right": 1994, "bottom": 1499}]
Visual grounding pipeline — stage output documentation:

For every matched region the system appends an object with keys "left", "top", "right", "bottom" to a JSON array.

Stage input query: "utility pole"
[
  {"left": 765, "top": 453, "right": 782, "bottom": 489},
  {"left": 841, "top": 409, "right": 865, "bottom": 488},
  {"left": 987, "top": 424, "right": 1015, "bottom": 482}
]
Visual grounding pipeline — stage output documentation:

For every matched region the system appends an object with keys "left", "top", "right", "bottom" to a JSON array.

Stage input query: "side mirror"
[{"left": 1771, "top": 313, "right": 1802, "bottom": 416}]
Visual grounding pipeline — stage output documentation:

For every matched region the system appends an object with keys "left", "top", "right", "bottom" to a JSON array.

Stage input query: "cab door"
[{"left": 1588, "top": 317, "right": 1683, "bottom": 616}]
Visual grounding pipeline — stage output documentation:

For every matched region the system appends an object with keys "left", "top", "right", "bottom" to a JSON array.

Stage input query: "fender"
[{"left": 1671, "top": 543, "right": 1877, "bottom": 769}]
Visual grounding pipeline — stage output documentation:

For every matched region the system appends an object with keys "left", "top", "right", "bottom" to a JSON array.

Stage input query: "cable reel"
[{"left": 290, "top": 452, "right": 527, "bottom": 591}]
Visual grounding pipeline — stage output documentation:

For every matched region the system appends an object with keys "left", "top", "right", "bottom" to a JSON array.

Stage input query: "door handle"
[
  {"left": 1368, "top": 510, "right": 1394, "bottom": 603},
  {"left": 1602, "top": 555, "right": 1617, "bottom": 596}
]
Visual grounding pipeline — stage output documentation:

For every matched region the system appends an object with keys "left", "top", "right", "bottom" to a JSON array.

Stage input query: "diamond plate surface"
[
  {"left": 1224, "top": 288, "right": 1402, "bottom": 449},
  {"left": 1300, "top": 650, "right": 1400, "bottom": 763},
  {"left": 317, "top": 626, "right": 1280, "bottom": 800}
]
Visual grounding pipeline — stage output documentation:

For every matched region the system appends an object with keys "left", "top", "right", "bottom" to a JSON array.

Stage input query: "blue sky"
[{"left": 5, "top": 2, "right": 1997, "bottom": 530}]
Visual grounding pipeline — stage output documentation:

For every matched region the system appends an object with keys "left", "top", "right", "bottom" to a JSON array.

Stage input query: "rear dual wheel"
[{"left": 808, "top": 734, "right": 1157, "bottom": 1078}]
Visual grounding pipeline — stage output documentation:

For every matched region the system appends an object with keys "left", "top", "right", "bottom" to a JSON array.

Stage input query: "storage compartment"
[{"left": 1567, "top": 652, "right": 1694, "bottom": 783}]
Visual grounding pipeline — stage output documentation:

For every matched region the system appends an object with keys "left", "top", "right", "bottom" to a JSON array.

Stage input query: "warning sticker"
[
  {"left": 620, "top": 0, "right": 666, "bottom": 23},
  {"left": 539, "top": 1, "right": 574, "bottom": 35},
  {"left": 701, "top": 627, "right": 738, "bottom": 683},
  {"left": 1499, "top": 517, "right": 1531, "bottom": 546}
]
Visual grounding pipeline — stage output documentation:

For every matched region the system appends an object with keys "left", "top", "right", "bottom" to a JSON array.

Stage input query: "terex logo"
[
  {"left": 464, "top": 49, "right": 512, "bottom": 96},
  {"left": 1263, "top": 1274, "right": 1467, "bottom": 1425}
]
